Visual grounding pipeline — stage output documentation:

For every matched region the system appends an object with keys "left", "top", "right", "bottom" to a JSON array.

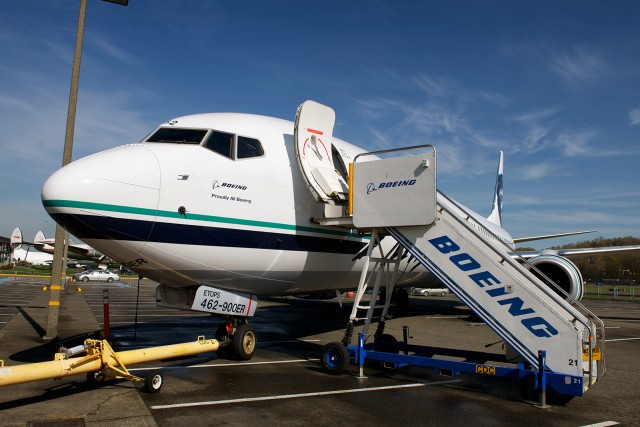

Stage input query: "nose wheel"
[
  {"left": 233, "top": 323, "right": 257, "bottom": 360},
  {"left": 215, "top": 319, "right": 257, "bottom": 361}
]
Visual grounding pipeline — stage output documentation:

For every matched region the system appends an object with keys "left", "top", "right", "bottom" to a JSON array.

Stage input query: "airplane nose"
[{"left": 41, "top": 144, "right": 160, "bottom": 254}]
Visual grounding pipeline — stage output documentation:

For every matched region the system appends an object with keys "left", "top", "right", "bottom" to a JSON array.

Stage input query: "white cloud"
[
  {"left": 630, "top": 107, "right": 640, "bottom": 126},
  {"left": 89, "top": 35, "right": 140, "bottom": 66},
  {"left": 549, "top": 46, "right": 606, "bottom": 83},
  {"left": 519, "top": 162, "right": 554, "bottom": 181},
  {"left": 509, "top": 107, "right": 561, "bottom": 124},
  {"left": 555, "top": 130, "right": 598, "bottom": 156}
]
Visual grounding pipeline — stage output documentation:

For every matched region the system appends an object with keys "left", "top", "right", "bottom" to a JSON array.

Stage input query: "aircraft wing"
[
  {"left": 66, "top": 244, "right": 89, "bottom": 256},
  {"left": 517, "top": 245, "right": 640, "bottom": 260},
  {"left": 513, "top": 230, "right": 596, "bottom": 244},
  {"left": 66, "top": 244, "right": 102, "bottom": 260}
]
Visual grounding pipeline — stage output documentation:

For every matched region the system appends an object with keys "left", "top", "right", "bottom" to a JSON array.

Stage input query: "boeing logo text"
[
  {"left": 367, "top": 179, "right": 416, "bottom": 195},
  {"left": 428, "top": 235, "right": 559, "bottom": 339}
]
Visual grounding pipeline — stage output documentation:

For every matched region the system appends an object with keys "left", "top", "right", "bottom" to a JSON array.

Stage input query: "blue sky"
[{"left": 1, "top": 0, "right": 639, "bottom": 248}]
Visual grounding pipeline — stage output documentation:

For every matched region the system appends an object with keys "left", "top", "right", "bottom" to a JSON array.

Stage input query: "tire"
[
  {"left": 82, "top": 277, "right": 89, "bottom": 282},
  {"left": 321, "top": 342, "right": 349, "bottom": 375},
  {"left": 374, "top": 333, "right": 398, "bottom": 353},
  {"left": 107, "top": 277, "right": 114, "bottom": 283},
  {"left": 547, "top": 386, "right": 574, "bottom": 405},
  {"left": 394, "top": 288, "right": 409, "bottom": 312},
  {"left": 520, "top": 377, "right": 538, "bottom": 401},
  {"left": 520, "top": 379, "right": 573, "bottom": 405},
  {"left": 86, "top": 371, "right": 106, "bottom": 384},
  {"left": 232, "top": 323, "right": 257, "bottom": 361},
  {"left": 144, "top": 370, "right": 163, "bottom": 393}
]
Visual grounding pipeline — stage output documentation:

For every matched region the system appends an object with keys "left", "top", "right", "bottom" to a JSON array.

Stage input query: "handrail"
[
  {"left": 352, "top": 144, "right": 435, "bottom": 164},
  {"left": 437, "top": 190, "right": 605, "bottom": 378}
]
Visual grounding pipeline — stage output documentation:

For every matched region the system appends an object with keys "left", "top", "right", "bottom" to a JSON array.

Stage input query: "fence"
[
  {"left": 584, "top": 284, "right": 639, "bottom": 302},
  {"left": 0, "top": 273, "right": 157, "bottom": 287}
]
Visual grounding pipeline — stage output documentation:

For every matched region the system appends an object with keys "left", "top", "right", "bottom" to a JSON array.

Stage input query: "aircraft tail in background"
[
  {"left": 34, "top": 230, "right": 46, "bottom": 244},
  {"left": 10, "top": 227, "right": 23, "bottom": 251},
  {"left": 486, "top": 151, "right": 503, "bottom": 227}
]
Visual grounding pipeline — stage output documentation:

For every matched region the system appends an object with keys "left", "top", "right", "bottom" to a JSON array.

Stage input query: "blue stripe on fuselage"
[{"left": 50, "top": 213, "right": 367, "bottom": 254}]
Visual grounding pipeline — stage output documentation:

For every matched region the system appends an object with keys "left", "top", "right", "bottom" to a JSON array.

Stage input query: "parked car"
[
  {"left": 410, "top": 287, "right": 449, "bottom": 297},
  {"left": 75, "top": 269, "right": 120, "bottom": 283}
]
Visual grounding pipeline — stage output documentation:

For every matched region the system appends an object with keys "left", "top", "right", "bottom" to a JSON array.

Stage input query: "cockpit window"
[
  {"left": 202, "top": 131, "right": 264, "bottom": 160},
  {"left": 147, "top": 125, "right": 265, "bottom": 161},
  {"left": 237, "top": 136, "right": 264, "bottom": 159},
  {"left": 205, "top": 131, "right": 234, "bottom": 159},
  {"left": 146, "top": 128, "right": 208, "bottom": 144}
]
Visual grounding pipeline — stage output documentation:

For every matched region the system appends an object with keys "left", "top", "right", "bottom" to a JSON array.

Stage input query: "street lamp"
[{"left": 44, "top": 0, "right": 128, "bottom": 342}]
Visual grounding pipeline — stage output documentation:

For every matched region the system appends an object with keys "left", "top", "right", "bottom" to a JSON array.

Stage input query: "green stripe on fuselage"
[{"left": 42, "top": 199, "right": 362, "bottom": 239}]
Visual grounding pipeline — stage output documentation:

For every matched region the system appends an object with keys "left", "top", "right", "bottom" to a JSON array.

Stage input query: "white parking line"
[
  {"left": 150, "top": 379, "right": 462, "bottom": 410},
  {"left": 425, "top": 316, "right": 468, "bottom": 319},
  {"left": 605, "top": 337, "right": 640, "bottom": 342},
  {"left": 130, "top": 358, "right": 320, "bottom": 372},
  {"left": 580, "top": 421, "right": 619, "bottom": 427}
]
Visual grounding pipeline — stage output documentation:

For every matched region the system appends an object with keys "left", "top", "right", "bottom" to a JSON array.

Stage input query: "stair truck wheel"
[
  {"left": 321, "top": 342, "right": 349, "bottom": 375},
  {"left": 520, "top": 376, "right": 538, "bottom": 401},
  {"left": 374, "top": 333, "right": 398, "bottom": 353},
  {"left": 373, "top": 334, "right": 399, "bottom": 368},
  {"left": 394, "top": 288, "right": 409, "bottom": 312},
  {"left": 547, "top": 386, "right": 574, "bottom": 405},
  {"left": 144, "top": 370, "right": 163, "bottom": 393},
  {"left": 232, "top": 323, "right": 257, "bottom": 360}
]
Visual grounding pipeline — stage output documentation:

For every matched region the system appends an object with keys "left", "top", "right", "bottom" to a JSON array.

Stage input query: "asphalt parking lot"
[{"left": 0, "top": 281, "right": 639, "bottom": 426}]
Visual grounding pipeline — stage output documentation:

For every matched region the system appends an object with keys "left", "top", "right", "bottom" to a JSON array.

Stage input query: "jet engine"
[{"left": 526, "top": 252, "right": 584, "bottom": 302}]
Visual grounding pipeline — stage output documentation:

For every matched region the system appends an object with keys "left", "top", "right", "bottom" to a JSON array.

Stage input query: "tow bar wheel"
[
  {"left": 321, "top": 342, "right": 349, "bottom": 374},
  {"left": 145, "top": 370, "right": 163, "bottom": 393}
]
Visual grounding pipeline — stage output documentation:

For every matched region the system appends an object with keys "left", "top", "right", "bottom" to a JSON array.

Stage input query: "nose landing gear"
[{"left": 215, "top": 317, "right": 257, "bottom": 360}]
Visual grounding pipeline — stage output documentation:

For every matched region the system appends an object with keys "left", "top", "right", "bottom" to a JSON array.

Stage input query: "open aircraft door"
[{"left": 294, "top": 100, "right": 349, "bottom": 204}]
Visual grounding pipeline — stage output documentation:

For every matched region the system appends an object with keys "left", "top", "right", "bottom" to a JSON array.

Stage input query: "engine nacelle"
[{"left": 526, "top": 253, "right": 584, "bottom": 301}]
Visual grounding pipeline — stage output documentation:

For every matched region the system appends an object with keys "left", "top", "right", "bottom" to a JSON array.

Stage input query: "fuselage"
[{"left": 41, "top": 113, "right": 514, "bottom": 295}]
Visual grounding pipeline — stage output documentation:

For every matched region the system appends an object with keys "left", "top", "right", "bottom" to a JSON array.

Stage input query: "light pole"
[{"left": 44, "top": 0, "right": 128, "bottom": 342}]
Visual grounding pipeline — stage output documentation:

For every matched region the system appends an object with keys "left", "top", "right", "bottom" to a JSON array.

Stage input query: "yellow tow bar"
[{"left": 0, "top": 336, "right": 218, "bottom": 393}]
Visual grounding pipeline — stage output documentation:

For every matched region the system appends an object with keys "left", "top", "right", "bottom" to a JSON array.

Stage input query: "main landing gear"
[{"left": 215, "top": 317, "right": 257, "bottom": 360}]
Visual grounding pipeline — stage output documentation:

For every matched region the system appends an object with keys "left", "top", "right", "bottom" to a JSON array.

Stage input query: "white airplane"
[
  {"left": 8, "top": 248, "right": 53, "bottom": 266},
  {"left": 40, "top": 100, "right": 640, "bottom": 359},
  {"left": 7, "top": 230, "right": 53, "bottom": 266},
  {"left": 7, "top": 228, "right": 106, "bottom": 263},
  {"left": 7, "top": 228, "right": 53, "bottom": 265}
]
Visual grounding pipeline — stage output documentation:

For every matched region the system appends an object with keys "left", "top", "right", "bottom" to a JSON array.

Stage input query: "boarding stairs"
[
  {"left": 324, "top": 146, "right": 603, "bottom": 393},
  {"left": 294, "top": 100, "right": 604, "bottom": 394}
]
